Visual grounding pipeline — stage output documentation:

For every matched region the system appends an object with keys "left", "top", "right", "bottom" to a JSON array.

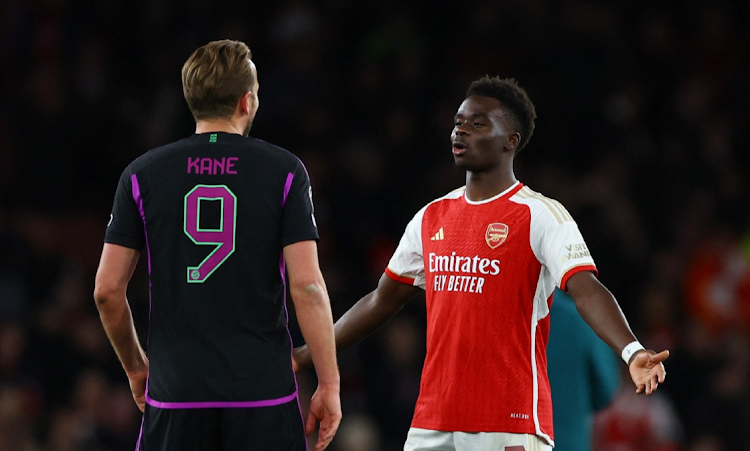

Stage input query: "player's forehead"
[{"left": 454, "top": 95, "right": 505, "bottom": 120}]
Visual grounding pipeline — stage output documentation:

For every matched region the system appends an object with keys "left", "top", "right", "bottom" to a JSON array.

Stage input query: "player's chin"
[{"left": 453, "top": 156, "right": 474, "bottom": 171}]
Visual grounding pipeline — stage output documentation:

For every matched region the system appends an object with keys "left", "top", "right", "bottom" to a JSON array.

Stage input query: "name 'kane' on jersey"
[{"left": 105, "top": 132, "right": 318, "bottom": 407}]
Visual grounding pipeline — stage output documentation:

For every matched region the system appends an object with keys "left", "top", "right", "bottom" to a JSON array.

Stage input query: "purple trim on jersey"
[
  {"left": 280, "top": 252, "right": 309, "bottom": 450},
  {"left": 135, "top": 415, "right": 144, "bottom": 451},
  {"left": 130, "top": 174, "right": 151, "bottom": 275},
  {"left": 131, "top": 173, "right": 155, "bottom": 402},
  {"left": 282, "top": 172, "right": 294, "bottom": 206},
  {"left": 144, "top": 391, "right": 298, "bottom": 409},
  {"left": 130, "top": 173, "right": 153, "bottom": 330}
]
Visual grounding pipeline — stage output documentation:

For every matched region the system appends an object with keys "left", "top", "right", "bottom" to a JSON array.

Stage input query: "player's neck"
[
  {"left": 464, "top": 170, "right": 517, "bottom": 202},
  {"left": 195, "top": 118, "right": 246, "bottom": 135}
]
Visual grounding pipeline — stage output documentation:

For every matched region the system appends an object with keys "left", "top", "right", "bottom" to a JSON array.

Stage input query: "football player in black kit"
[{"left": 94, "top": 40, "right": 341, "bottom": 451}]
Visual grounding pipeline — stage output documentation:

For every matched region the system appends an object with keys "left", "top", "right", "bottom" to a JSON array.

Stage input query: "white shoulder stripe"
[
  {"left": 514, "top": 187, "right": 573, "bottom": 224},
  {"left": 442, "top": 186, "right": 466, "bottom": 200},
  {"left": 422, "top": 185, "right": 466, "bottom": 206}
]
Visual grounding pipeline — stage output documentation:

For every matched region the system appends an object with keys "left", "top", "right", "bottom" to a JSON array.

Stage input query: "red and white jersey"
[{"left": 385, "top": 182, "right": 597, "bottom": 445}]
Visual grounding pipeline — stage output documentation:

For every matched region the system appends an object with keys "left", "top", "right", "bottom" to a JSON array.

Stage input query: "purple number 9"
[{"left": 183, "top": 185, "right": 237, "bottom": 283}]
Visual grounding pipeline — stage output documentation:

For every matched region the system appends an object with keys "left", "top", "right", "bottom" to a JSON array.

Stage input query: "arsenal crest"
[{"left": 485, "top": 223, "right": 509, "bottom": 249}]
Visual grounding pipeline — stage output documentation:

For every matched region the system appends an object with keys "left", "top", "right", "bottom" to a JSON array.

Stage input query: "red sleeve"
[
  {"left": 560, "top": 265, "right": 598, "bottom": 291},
  {"left": 385, "top": 267, "right": 417, "bottom": 286}
]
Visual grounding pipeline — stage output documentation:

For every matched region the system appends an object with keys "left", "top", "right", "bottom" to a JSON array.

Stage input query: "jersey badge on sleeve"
[{"left": 485, "top": 223, "right": 509, "bottom": 249}]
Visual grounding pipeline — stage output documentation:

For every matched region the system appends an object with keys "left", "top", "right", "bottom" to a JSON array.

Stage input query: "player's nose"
[{"left": 454, "top": 123, "right": 470, "bottom": 136}]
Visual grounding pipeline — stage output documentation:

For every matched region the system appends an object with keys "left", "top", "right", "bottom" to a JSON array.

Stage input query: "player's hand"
[
  {"left": 125, "top": 357, "right": 149, "bottom": 412},
  {"left": 628, "top": 349, "right": 669, "bottom": 395},
  {"left": 293, "top": 345, "right": 312, "bottom": 373},
  {"left": 305, "top": 384, "right": 341, "bottom": 451}
]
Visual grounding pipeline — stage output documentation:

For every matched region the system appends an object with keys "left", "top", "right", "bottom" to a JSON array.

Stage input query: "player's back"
[{"left": 105, "top": 132, "right": 318, "bottom": 405}]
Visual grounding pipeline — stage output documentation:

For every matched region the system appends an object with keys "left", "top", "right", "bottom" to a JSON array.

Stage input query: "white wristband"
[{"left": 621, "top": 341, "right": 645, "bottom": 364}]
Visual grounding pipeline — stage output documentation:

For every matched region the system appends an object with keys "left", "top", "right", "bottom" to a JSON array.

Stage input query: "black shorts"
[{"left": 137, "top": 399, "right": 307, "bottom": 451}]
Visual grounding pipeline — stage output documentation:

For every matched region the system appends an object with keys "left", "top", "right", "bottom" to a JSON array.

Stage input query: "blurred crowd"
[{"left": 1, "top": 0, "right": 749, "bottom": 450}]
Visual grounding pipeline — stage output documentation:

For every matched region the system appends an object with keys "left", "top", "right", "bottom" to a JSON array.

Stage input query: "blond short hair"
[{"left": 181, "top": 40, "right": 256, "bottom": 121}]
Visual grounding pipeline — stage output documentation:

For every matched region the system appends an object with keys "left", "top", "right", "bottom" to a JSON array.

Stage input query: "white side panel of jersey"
[
  {"left": 511, "top": 186, "right": 596, "bottom": 290},
  {"left": 386, "top": 187, "right": 467, "bottom": 290},
  {"left": 387, "top": 205, "right": 428, "bottom": 289}
]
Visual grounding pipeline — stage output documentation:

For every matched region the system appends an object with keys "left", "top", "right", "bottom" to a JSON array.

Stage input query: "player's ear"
[
  {"left": 238, "top": 91, "right": 254, "bottom": 116},
  {"left": 505, "top": 132, "right": 521, "bottom": 152}
]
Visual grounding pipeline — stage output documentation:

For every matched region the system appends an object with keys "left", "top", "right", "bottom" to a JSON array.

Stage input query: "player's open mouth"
[{"left": 452, "top": 142, "right": 468, "bottom": 156}]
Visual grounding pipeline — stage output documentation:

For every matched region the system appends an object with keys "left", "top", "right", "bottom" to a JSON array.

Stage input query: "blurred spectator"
[
  {"left": 593, "top": 369, "right": 683, "bottom": 451},
  {"left": 683, "top": 226, "right": 750, "bottom": 333},
  {"left": 0, "top": 384, "right": 40, "bottom": 451},
  {"left": 332, "top": 413, "right": 382, "bottom": 451},
  {"left": 548, "top": 289, "right": 620, "bottom": 451}
]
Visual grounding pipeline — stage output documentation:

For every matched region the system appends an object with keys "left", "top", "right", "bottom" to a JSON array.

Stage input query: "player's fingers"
[
  {"left": 315, "top": 431, "right": 333, "bottom": 451},
  {"left": 650, "top": 350, "right": 670, "bottom": 363},
  {"left": 316, "top": 433, "right": 331, "bottom": 450},
  {"left": 318, "top": 419, "right": 334, "bottom": 440},
  {"left": 305, "top": 410, "right": 317, "bottom": 437},
  {"left": 133, "top": 394, "right": 145, "bottom": 412},
  {"left": 324, "top": 417, "right": 341, "bottom": 439},
  {"left": 317, "top": 416, "right": 340, "bottom": 450}
]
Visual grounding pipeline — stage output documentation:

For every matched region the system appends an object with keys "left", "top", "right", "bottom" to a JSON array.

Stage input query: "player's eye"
[{"left": 473, "top": 122, "right": 485, "bottom": 127}]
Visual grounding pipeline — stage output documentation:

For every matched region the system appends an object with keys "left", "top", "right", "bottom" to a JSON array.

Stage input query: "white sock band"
[{"left": 621, "top": 341, "right": 645, "bottom": 364}]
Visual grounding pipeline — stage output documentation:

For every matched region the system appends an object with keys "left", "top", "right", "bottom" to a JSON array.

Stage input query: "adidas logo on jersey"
[{"left": 430, "top": 228, "right": 445, "bottom": 241}]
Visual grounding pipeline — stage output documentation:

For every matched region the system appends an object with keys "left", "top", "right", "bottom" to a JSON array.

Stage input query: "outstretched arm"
[
  {"left": 284, "top": 240, "right": 340, "bottom": 451},
  {"left": 94, "top": 243, "right": 149, "bottom": 412},
  {"left": 294, "top": 272, "right": 422, "bottom": 371},
  {"left": 565, "top": 271, "right": 669, "bottom": 395}
]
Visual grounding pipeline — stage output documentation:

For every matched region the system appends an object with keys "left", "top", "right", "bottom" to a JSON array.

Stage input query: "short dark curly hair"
[{"left": 466, "top": 76, "right": 537, "bottom": 152}]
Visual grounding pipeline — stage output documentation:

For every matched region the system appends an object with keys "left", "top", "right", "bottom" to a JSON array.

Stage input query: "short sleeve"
[
  {"left": 104, "top": 170, "right": 146, "bottom": 250},
  {"left": 385, "top": 206, "right": 426, "bottom": 289},
  {"left": 532, "top": 204, "right": 597, "bottom": 290},
  {"left": 281, "top": 159, "right": 319, "bottom": 247}
]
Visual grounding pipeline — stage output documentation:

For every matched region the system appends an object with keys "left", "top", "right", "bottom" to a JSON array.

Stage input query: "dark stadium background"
[{"left": 1, "top": 1, "right": 749, "bottom": 450}]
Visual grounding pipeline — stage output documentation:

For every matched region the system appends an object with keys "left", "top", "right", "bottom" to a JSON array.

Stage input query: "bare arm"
[
  {"left": 334, "top": 273, "right": 421, "bottom": 349},
  {"left": 565, "top": 271, "right": 669, "bottom": 394},
  {"left": 565, "top": 271, "right": 636, "bottom": 352},
  {"left": 94, "top": 243, "right": 148, "bottom": 411},
  {"left": 294, "top": 272, "right": 422, "bottom": 370},
  {"left": 285, "top": 240, "right": 339, "bottom": 384},
  {"left": 284, "top": 240, "right": 340, "bottom": 451}
]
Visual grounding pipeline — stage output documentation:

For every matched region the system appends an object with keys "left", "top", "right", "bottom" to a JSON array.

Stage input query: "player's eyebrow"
[{"left": 454, "top": 113, "right": 490, "bottom": 120}]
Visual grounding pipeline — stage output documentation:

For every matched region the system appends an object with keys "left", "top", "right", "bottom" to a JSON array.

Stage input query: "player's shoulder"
[
  {"left": 401, "top": 187, "right": 465, "bottom": 227},
  {"left": 417, "top": 186, "right": 466, "bottom": 215},
  {"left": 510, "top": 184, "right": 574, "bottom": 224},
  {"left": 427, "top": 186, "right": 466, "bottom": 206},
  {"left": 247, "top": 137, "right": 304, "bottom": 167},
  {"left": 123, "top": 137, "right": 192, "bottom": 175}
]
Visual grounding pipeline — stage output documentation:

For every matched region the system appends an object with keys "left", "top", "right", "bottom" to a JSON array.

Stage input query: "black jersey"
[{"left": 104, "top": 132, "right": 318, "bottom": 407}]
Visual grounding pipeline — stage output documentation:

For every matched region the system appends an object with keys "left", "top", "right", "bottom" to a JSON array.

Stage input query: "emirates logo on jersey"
[{"left": 485, "top": 223, "right": 509, "bottom": 249}]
